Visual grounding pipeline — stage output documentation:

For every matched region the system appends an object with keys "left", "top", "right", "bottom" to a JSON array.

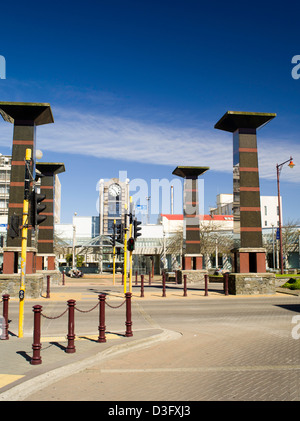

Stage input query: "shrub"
[{"left": 281, "top": 278, "right": 300, "bottom": 290}]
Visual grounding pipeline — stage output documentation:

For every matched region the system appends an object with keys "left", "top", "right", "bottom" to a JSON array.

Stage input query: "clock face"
[{"left": 109, "top": 183, "right": 121, "bottom": 197}]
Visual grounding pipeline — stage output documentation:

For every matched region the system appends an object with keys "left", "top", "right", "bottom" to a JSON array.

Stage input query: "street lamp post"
[
  {"left": 276, "top": 156, "right": 295, "bottom": 274},
  {"left": 72, "top": 212, "right": 77, "bottom": 270}
]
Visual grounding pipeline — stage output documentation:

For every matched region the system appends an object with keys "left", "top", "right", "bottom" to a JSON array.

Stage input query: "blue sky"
[{"left": 0, "top": 0, "right": 299, "bottom": 224}]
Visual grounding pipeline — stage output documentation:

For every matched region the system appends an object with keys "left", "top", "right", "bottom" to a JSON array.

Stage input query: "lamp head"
[{"left": 288, "top": 157, "right": 295, "bottom": 169}]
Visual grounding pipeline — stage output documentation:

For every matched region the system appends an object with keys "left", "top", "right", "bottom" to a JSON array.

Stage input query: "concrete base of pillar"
[
  {"left": 228, "top": 272, "right": 276, "bottom": 295},
  {"left": 0, "top": 273, "right": 43, "bottom": 298},
  {"left": 176, "top": 269, "right": 207, "bottom": 284}
]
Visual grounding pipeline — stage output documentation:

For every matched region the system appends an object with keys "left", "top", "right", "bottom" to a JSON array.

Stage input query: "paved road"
[{"left": 21, "top": 285, "right": 300, "bottom": 402}]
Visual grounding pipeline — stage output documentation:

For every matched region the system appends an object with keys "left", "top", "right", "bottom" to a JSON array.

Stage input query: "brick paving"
[{"left": 21, "top": 289, "right": 300, "bottom": 402}]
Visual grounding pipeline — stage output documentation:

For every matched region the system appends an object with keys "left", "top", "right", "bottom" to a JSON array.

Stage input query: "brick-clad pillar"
[
  {"left": 0, "top": 102, "right": 54, "bottom": 274},
  {"left": 35, "top": 163, "right": 65, "bottom": 271},
  {"left": 215, "top": 111, "right": 276, "bottom": 274},
  {"left": 7, "top": 122, "right": 35, "bottom": 250},
  {"left": 173, "top": 166, "right": 209, "bottom": 270}
]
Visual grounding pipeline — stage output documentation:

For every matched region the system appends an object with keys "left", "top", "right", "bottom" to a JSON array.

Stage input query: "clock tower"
[{"left": 99, "top": 177, "right": 129, "bottom": 236}]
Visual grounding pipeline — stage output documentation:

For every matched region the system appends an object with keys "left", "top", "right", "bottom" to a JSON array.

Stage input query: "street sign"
[
  {"left": 136, "top": 204, "right": 147, "bottom": 211},
  {"left": 276, "top": 228, "right": 280, "bottom": 240}
]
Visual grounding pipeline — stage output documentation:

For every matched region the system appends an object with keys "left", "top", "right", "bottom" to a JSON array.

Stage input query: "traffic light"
[
  {"left": 116, "top": 223, "right": 123, "bottom": 243},
  {"left": 109, "top": 223, "right": 116, "bottom": 247},
  {"left": 30, "top": 188, "right": 47, "bottom": 228},
  {"left": 133, "top": 218, "right": 142, "bottom": 240},
  {"left": 127, "top": 237, "right": 135, "bottom": 252},
  {"left": 8, "top": 214, "right": 20, "bottom": 238}
]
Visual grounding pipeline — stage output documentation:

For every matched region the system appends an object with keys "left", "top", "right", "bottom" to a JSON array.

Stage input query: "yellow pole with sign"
[
  {"left": 18, "top": 148, "right": 32, "bottom": 338},
  {"left": 113, "top": 219, "right": 116, "bottom": 286},
  {"left": 129, "top": 196, "right": 133, "bottom": 293},
  {"left": 123, "top": 204, "right": 128, "bottom": 294}
]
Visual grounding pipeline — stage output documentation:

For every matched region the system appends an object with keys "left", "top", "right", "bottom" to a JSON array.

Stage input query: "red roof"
[{"left": 161, "top": 214, "right": 233, "bottom": 221}]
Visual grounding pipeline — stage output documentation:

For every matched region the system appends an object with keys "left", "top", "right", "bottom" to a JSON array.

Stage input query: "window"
[
  {"left": 264, "top": 220, "right": 268, "bottom": 227},
  {"left": 264, "top": 206, "right": 267, "bottom": 216},
  {"left": 108, "top": 202, "right": 121, "bottom": 217}
]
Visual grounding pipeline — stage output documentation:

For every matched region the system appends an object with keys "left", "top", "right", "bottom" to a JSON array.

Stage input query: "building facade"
[
  {"left": 0, "top": 154, "right": 11, "bottom": 216},
  {"left": 210, "top": 193, "right": 282, "bottom": 229}
]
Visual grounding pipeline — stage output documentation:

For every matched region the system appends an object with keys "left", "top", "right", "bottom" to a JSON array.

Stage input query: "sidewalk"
[{"left": 0, "top": 275, "right": 192, "bottom": 400}]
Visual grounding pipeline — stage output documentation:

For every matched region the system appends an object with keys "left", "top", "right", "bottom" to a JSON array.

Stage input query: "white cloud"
[{"left": 0, "top": 106, "right": 299, "bottom": 183}]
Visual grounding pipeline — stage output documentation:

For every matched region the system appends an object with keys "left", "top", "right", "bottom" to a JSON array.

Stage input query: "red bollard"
[
  {"left": 149, "top": 271, "right": 151, "bottom": 286},
  {"left": 62, "top": 270, "right": 65, "bottom": 286},
  {"left": 46, "top": 275, "right": 50, "bottom": 299},
  {"left": 97, "top": 294, "right": 106, "bottom": 343},
  {"left": 162, "top": 272, "right": 166, "bottom": 297},
  {"left": 125, "top": 292, "right": 133, "bottom": 337},
  {"left": 223, "top": 273, "right": 229, "bottom": 296},
  {"left": 31, "top": 305, "right": 42, "bottom": 365},
  {"left": 183, "top": 274, "right": 187, "bottom": 296},
  {"left": 204, "top": 274, "right": 208, "bottom": 296},
  {"left": 2, "top": 294, "right": 10, "bottom": 340},
  {"left": 66, "top": 299, "right": 76, "bottom": 353},
  {"left": 140, "top": 274, "right": 144, "bottom": 297},
  {"left": 135, "top": 271, "right": 138, "bottom": 286}
]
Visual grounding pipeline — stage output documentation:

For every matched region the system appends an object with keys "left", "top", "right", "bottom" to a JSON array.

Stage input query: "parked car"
[{"left": 67, "top": 268, "right": 83, "bottom": 278}]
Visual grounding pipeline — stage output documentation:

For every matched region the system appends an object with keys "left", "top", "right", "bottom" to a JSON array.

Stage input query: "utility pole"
[
  {"left": 129, "top": 197, "right": 133, "bottom": 293},
  {"left": 18, "top": 148, "right": 31, "bottom": 338},
  {"left": 123, "top": 204, "right": 128, "bottom": 294}
]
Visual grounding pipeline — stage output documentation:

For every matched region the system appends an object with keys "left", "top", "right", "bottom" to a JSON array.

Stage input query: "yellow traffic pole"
[
  {"left": 18, "top": 148, "right": 32, "bottom": 338},
  {"left": 123, "top": 204, "right": 128, "bottom": 294},
  {"left": 129, "top": 196, "right": 133, "bottom": 293},
  {"left": 113, "top": 219, "right": 116, "bottom": 286}
]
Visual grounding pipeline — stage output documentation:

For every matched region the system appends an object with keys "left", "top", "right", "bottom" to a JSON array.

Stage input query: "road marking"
[
  {"left": 133, "top": 302, "right": 161, "bottom": 328},
  {"left": 0, "top": 374, "right": 24, "bottom": 388}
]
